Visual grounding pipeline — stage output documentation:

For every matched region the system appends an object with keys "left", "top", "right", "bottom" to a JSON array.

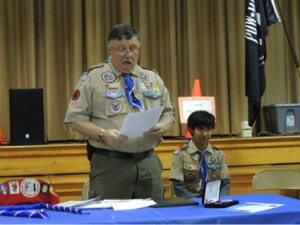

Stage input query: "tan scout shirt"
[
  {"left": 169, "top": 140, "right": 229, "bottom": 197},
  {"left": 65, "top": 56, "right": 176, "bottom": 153}
]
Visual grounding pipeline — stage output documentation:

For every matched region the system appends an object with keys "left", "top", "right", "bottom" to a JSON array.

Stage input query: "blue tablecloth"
[{"left": 1, "top": 193, "right": 300, "bottom": 224}]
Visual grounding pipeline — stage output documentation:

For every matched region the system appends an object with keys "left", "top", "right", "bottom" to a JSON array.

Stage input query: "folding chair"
[
  {"left": 252, "top": 168, "right": 300, "bottom": 194},
  {"left": 82, "top": 180, "right": 90, "bottom": 200},
  {"left": 169, "top": 181, "right": 177, "bottom": 198}
]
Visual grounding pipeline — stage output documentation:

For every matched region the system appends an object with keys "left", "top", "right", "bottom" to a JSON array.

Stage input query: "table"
[{"left": 1, "top": 194, "right": 300, "bottom": 224}]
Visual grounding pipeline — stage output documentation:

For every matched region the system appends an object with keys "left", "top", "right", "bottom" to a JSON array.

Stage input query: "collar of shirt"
[
  {"left": 187, "top": 140, "right": 214, "bottom": 155},
  {"left": 108, "top": 56, "right": 141, "bottom": 77}
]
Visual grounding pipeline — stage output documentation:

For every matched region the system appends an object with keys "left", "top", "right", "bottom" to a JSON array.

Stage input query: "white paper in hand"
[{"left": 119, "top": 106, "right": 164, "bottom": 138}]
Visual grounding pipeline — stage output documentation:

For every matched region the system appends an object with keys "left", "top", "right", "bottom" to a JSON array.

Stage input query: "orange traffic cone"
[
  {"left": 185, "top": 79, "right": 202, "bottom": 138},
  {"left": 0, "top": 124, "right": 3, "bottom": 142},
  {"left": 0, "top": 124, "right": 9, "bottom": 145}
]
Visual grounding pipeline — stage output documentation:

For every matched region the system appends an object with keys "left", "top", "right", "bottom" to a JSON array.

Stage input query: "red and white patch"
[
  {"left": 9, "top": 181, "right": 20, "bottom": 194},
  {"left": 72, "top": 89, "right": 80, "bottom": 100},
  {"left": 20, "top": 179, "right": 40, "bottom": 198},
  {"left": 109, "top": 101, "right": 123, "bottom": 114}
]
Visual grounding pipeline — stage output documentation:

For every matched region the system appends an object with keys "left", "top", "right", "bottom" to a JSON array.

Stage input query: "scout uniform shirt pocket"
[
  {"left": 141, "top": 82, "right": 162, "bottom": 109},
  {"left": 104, "top": 91, "right": 128, "bottom": 116},
  {"left": 183, "top": 162, "right": 201, "bottom": 192},
  {"left": 206, "top": 156, "right": 221, "bottom": 180}
]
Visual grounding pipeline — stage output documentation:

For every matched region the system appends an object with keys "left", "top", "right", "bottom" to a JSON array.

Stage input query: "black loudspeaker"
[{"left": 9, "top": 89, "right": 45, "bottom": 145}]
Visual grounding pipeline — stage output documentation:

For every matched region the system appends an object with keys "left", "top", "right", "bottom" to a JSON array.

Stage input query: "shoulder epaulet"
[
  {"left": 212, "top": 145, "right": 219, "bottom": 150},
  {"left": 141, "top": 65, "right": 159, "bottom": 75},
  {"left": 179, "top": 144, "right": 188, "bottom": 150},
  {"left": 86, "top": 63, "right": 104, "bottom": 73}
]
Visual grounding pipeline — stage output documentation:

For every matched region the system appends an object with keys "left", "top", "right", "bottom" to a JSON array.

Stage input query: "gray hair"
[{"left": 108, "top": 24, "right": 140, "bottom": 45}]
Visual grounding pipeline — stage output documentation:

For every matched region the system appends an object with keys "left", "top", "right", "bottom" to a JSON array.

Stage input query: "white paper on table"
[
  {"left": 119, "top": 106, "right": 164, "bottom": 138},
  {"left": 55, "top": 197, "right": 112, "bottom": 209},
  {"left": 111, "top": 200, "right": 157, "bottom": 211},
  {"left": 234, "top": 202, "right": 284, "bottom": 213}
]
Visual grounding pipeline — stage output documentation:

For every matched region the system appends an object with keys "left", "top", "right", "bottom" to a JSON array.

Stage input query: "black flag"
[{"left": 245, "top": 0, "right": 280, "bottom": 126}]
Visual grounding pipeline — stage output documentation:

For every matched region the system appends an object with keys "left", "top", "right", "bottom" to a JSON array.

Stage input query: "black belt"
[{"left": 94, "top": 148, "right": 153, "bottom": 159}]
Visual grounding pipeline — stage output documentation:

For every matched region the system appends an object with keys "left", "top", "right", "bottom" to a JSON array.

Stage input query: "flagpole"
[{"left": 275, "top": 0, "right": 300, "bottom": 76}]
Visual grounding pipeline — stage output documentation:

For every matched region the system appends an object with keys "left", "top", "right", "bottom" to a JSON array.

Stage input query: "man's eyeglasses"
[{"left": 111, "top": 46, "right": 139, "bottom": 56}]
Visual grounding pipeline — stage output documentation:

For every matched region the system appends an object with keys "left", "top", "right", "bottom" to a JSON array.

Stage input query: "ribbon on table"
[
  {"left": 0, "top": 202, "right": 87, "bottom": 219},
  {"left": 0, "top": 208, "right": 49, "bottom": 219}
]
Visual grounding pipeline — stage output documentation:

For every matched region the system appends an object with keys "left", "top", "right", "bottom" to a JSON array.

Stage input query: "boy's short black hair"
[
  {"left": 187, "top": 110, "right": 215, "bottom": 131},
  {"left": 108, "top": 24, "right": 140, "bottom": 44}
]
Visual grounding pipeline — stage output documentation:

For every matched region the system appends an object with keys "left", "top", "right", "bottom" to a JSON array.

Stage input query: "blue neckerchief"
[
  {"left": 104, "top": 58, "right": 143, "bottom": 111},
  {"left": 187, "top": 139, "right": 208, "bottom": 188},
  {"left": 124, "top": 74, "right": 143, "bottom": 111}
]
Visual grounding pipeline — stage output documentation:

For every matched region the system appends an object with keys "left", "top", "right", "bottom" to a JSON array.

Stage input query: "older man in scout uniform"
[
  {"left": 169, "top": 111, "right": 230, "bottom": 198},
  {"left": 65, "top": 24, "right": 176, "bottom": 199}
]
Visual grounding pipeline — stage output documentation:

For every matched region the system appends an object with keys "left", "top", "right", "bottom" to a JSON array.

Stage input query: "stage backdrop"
[{"left": 0, "top": 0, "right": 299, "bottom": 141}]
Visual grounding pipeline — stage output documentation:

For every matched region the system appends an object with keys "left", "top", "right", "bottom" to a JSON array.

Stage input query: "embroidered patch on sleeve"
[
  {"left": 80, "top": 73, "right": 88, "bottom": 81},
  {"left": 173, "top": 149, "right": 180, "bottom": 155},
  {"left": 72, "top": 90, "right": 80, "bottom": 100}
]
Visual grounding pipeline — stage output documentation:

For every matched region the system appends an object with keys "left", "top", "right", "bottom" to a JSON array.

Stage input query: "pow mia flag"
[{"left": 245, "top": 0, "right": 280, "bottom": 126}]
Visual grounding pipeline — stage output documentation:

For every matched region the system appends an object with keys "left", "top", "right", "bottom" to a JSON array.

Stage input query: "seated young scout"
[{"left": 169, "top": 110, "right": 230, "bottom": 198}]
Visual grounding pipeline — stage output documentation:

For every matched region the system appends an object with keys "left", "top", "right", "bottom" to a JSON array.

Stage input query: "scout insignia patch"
[
  {"left": 211, "top": 170, "right": 218, "bottom": 179},
  {"left": 210, "top": 157, "right": 216, "bottom": 163},
  {"left": 105, "top": 91, "right": 123, "bottom": 99},
  {"left": 173, "top": 149, "right": 180, "bottom": 155},
  {"left": 9, "top": 181, "right": 20, "bottom": 194},
  {"left": 20, "top": 179, "right": 40, "bottom": 198},
  {"left": 80, "top": 72, "right": 88, "bottom": 81},
  {"left": 151, "top": 82, "right": 159, "bottom": 91},
  {"left": 109, "top": 101, "right": 123, "bottom": 114},
  {"left": 40, "top": 183, "right": 50, "bottom": 194},
  {"left": 139, "top": 72, "right": 148, "bottom": 80},
  {"left": 0, "top": 183, "right": 8, "bottom": 195},
  {"left": 102, "top": 72, "right": 116, "bottom": 83},
  {"left": 139, "top": 83, "right": 147, "bottom": 91},
  {"left": 143, "top": 91, "right": 162, "bottom": 99},
  {"left": 144, "top": 82, "right": 153, "bottom": 90},
  {"left": 185, "top": 171, "right": 196, "bottom": 181},
  {"left": 172, "top": 162, "right": 177, "bottom": 169},
  {"left": 207, "top": 163, "right": 221, "bottom": 170},
  {"left": 72, "top": 89, "right": 80, "bottom": 100}
]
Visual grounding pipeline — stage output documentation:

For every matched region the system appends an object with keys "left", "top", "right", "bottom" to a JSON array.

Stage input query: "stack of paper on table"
[{"left": 55, "top": 197, "right": 156, "bottom": 211}]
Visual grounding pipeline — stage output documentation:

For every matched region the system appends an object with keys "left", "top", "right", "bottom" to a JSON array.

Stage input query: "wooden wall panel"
[{"left": 1, "top": 136, "right": 300, "bottom": 202}]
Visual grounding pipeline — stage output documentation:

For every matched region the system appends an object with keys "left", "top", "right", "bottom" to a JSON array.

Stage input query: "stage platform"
[{"left": 1, "top": 136, "right": 300, "bottom": 202}]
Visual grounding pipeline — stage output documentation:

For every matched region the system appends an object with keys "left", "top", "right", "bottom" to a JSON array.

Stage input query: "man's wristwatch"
[{"left": 98, "top": 129, "right": 106, "bottom": 142}]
